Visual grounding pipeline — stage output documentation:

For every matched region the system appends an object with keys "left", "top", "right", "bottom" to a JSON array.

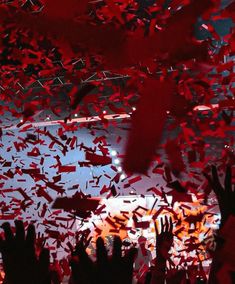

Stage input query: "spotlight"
[
  {"left": 111, "top": 150, "right": 117, "bottom": 156},
  {"left": 114, "top": 158, "right": 120, "bottom": 165},
  {"left": 103, "top": 110, "right": 107, "bottom": 114},
  {"left": 132, "top": 107, "right": 136, "bottom": 111},
  {"left": 120, "top": 173, "right": 126, "bottom": 180},
  {"left": 74, "top": 113, "right": 78, "bottom": 117},
  {"left": 117, "top": 166, "right": 122, "bottom": 172}
]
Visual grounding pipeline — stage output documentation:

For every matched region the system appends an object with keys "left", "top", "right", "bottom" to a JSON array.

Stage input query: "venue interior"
[{"left": 0, "top": 0, "right": 235, "bottom": 283}]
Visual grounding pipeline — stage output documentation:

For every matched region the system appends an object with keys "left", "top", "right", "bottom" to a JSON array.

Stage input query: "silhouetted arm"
[
  {"left": 70, "top": 235, "right": 137, "bottom": 284},
  {"left": 150, "top": 216, "right": 174, "bottom": 284},
  {"left": 0, "top": 220, "right": 56, "bottom": 284},
  {"left": 204, "top": 166, "right": 235, "bottom": 283}
]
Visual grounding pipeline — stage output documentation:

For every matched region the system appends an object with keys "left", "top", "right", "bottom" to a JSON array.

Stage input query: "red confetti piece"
[
  {"left": 52, "top": 196, "right": 100, "bottom": 211},
  {"left": 85, "top": 151, "right": 112, "bottom": 166},
  {"left": 165, "top": 139, "right": 186, "bottom": 174},
  {"left": 128, "top": 175, "right": 142, "bottom": 185},
  {"left": 123, "top": 77, "right": 175, "bottom": 174},
  {"left": 27, "top": 147, "right": 41, "bottom": 157},
  {"left": 37, "top": 187, "right": 53, "bottom": 203},
  {"left": 58, "top": 165, "right": 76, "bottom": 173}
]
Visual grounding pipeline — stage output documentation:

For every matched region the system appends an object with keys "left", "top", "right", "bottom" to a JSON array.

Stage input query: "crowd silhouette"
[{"left": 0, "top": 165, "right": 234, "bottom": 283}]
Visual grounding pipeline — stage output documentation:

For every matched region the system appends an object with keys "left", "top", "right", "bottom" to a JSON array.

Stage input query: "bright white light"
[
  {"left": 74, "top": 113, "right": 78, "bottom": 117},
  {"left": 120, "top": 173, "right": 126, "bottom": 180},
  {"left": 117, "top": 166, "right": 122, "bottom": 172},
  {"left": 132, "top": 107, "right": 136, "bottom": 111},
  {"left": 20, "top": 119, "right": 23, "bottom": 123},
  {"left": 193, "top": 105, "right": 211, "bottom": 111},
  {"left": 103, "top": 110, "right": 107, "bottom": 114},
  {"left": 114, "top": 158, "right": 120, "bottom": 165},
  {"left": 111, "top": 150, "right": 117, "bottom": 156}
]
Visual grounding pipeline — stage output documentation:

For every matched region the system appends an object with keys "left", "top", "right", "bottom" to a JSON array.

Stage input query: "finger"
[
  {"left": 38, "top": 248, "right": 50, "bottom": 271},
  {"left": 14, "top": 220, "right": 25, "bottom": 242},
  {"left": 81, "top": 234, "right": 85, "bottom": 244},
  {"left": 154, "top": 221, "right": 159, "bottom": 237},
  {"left": 84, "top": 236, "right": 92, "bottom": 249},
  {"left": 169, "top": 217, "right": 173, "bottom": 233},
  {"left": 74, "top": 240, "right": 94, "bottom": 279},
  {"left": 225, "top": 165, "right": 232, "bottom": 192},
  {"left": 41, "top": 233, "right": 46, "bottom": 247},
  {"left": 2, "top": 222, "right": 14, "bottom": 242},
  {"left": 112, "top": 236, "right": 122, "bottom": 261},
  {"left": 38, "top": 248, "right": 52, "bottom": 284},
  {"left": 26, "top": 223, "right": 36, "bottom": 247},
  {"left": 74, "top": 240, "right": 87, "bottom": 258},
  {"left": 160, "top": 217, "right": 164, "bottom": 233},
  {"left": 96, "top": 237, "right": 108, "bottom": 266},
  {"left": 74, "top": 240, "right": 92, "bottom": 268},
  {"left": 165, "top": 216, "right": 169, "bottom": 232},
  {"left": 123, "top": 247, "right": 138, "bottom": 282}
]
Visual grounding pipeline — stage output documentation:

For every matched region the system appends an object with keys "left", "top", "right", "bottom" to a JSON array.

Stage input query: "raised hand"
[
  {"left": 155, "top": 216, "right": 174, "bottom": 259},
  {"left": 70, "top": 235, "right": 137, "bottom": 284},
  {"left": 204, "top": 165, "right": 235, "bottom": 227},
  {"left": 149, "top": 216, "right": 174, "bottom": 284},
  {"left": 205, "top": 166, "right": 235, "bottom": 283},
  {"left": 0, "top": 220, "right": 53, "bottom": 284}
]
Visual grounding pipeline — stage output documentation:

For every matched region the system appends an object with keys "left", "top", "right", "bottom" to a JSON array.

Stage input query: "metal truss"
[
  {"left": 0, "top": 1, "right": 231, "bottom": 96},
  {"left": 0, "top": 70, "right": 130, "bottom": 92}
]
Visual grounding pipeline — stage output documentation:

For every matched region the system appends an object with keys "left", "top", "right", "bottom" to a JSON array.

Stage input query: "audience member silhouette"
[
  {"left": 69, "top": 235, "right": 137, "bottom": 284},
  {"left": 205, "top": 165, "right": 235, "bottom": 283},
  {"left": 0, "top": 165, "right": 234, "bottom": 284},
  {"left": 134, "top": 236, "right": 152, "bottom": 283},
  {"left": 0, "top": 220, "right": 57, "bottom": 284},
  {"left": 153, "top": 216, "right": 174, "bottom": 284}
]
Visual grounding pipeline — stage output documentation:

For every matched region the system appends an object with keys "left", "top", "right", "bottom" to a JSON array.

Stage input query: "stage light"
[
  {"left": 117, "top": 166, "right": 122, "bottom": 172},
  {"left": 193, "top": 105, "right": 212, "bottom": 111},
  {"left": 74, "top": 113, "right": 78, "bottom": 117},
  {"left": 132, "top": 107, "right": 136, "bottom": 111},
  {"left": 114, "top": 158, "right": 120, "bottom": 165},
  {"left": 103, "top": 110, "right": 107, "bottom": 114},
  {"left": 111, "top": 150, "right": 117, "bottom": 156},
  {"left": 120, "top": 173, "right": 126, "bottom": 180}
]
